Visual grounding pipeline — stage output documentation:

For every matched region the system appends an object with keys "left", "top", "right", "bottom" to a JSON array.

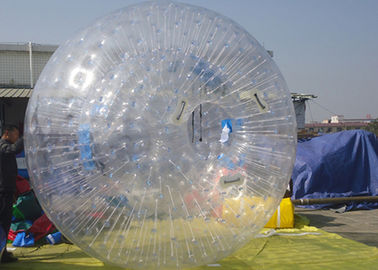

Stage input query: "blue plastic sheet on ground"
[
  {"left": 292, "top": 130, "right": 378, "bottom": 211},
  {"left": 13, "top": 232, "right": 35, "bottom": 247},
  {"left": 46, "top": 232, "right": 62, "bottom": 245}
]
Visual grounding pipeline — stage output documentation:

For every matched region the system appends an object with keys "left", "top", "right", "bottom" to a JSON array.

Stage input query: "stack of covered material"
[
  {"left": 7, "top": 176, "right": 57, "bottom": 247},
  {"left": 292, "top": 130, "right": 378, "bottom": 210}
]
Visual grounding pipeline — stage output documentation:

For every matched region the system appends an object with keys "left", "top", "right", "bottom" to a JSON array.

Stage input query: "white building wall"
[
  {"left": 32, "top": 51, "right": 54, "bottom": 85},
  {"left": 0, "top": 43, "right": 56, "bottom": 87},
  {"left": 0, "top": 51, "right": 30, "bottom": 86}
]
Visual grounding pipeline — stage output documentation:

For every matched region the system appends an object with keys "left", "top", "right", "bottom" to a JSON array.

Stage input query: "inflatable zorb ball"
[{"left": 24, "top": 1, "right": 296, "bottom": 269}]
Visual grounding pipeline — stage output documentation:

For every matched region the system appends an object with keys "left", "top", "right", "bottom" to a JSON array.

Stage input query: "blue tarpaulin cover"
[
  {"left": 292, "top": 130, "right": 378, "bottom": 210},
  {"left": 12, "top": 232, "right": 35, "bottom": 247}
]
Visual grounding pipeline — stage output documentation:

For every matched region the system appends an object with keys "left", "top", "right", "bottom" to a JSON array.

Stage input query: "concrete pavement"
[{"left": 295, "top": 208, "right": 378, "bottom": 247}]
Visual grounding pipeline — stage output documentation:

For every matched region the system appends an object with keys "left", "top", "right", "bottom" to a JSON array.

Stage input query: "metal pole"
[
  {"left": 28, "top": 41, "right": 33, "bottom": 88},
  {"left": 292, "top": 196, "right": 378, "bottom": 205}
]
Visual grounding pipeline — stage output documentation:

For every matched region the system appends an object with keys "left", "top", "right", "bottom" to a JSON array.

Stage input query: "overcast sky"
[{"left": 1, "top": 0, "right": 377, "bottom": 122}]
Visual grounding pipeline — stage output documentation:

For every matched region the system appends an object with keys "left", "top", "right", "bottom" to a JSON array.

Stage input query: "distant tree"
[{"left": 363, "top": 119, "right": 378, "bottom": 136}]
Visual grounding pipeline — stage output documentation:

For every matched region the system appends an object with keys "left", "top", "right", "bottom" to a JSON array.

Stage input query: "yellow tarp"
[{"left": 2, "top": 216, "right": 378, "bottom": 270}]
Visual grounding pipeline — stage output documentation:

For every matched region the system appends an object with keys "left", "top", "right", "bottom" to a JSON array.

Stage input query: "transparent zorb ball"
[{"left": 24, "top": 1, "right": 297, "bottom": 269}]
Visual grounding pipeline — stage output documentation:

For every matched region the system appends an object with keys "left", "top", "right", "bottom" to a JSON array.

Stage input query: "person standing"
[{"left": 0, "top": 125, "right": 23, "bottom": 263}]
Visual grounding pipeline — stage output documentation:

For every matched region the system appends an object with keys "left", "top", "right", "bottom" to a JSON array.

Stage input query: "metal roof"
[{"left": 0, "top": 88, "right": 32, "bottom": 98}]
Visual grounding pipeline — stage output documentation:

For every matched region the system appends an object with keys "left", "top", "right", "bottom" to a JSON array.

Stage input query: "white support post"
[{"left": 28, "top": 41, "right": 33, "bottom": 88}]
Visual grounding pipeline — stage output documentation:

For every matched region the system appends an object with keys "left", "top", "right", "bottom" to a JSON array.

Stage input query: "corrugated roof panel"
[
  {"left": 3, "top": 89, "right": 13, "bottom": 97},
  {"left": 22, "top": 89, "right": 29, "bottom": 97},
  {"left": 24, "top": 89, "right": 32, "bottom": 98},
  {"left": 0, "top": 89, "right": 7, "bottom": 96},
  {"left": 17, "top": 89, "right": 25, "bottom": 97},
  {"left": 0, "top": 88, "right": 33, "bottom": 98},
  {"left": 14, "top": 89, "right": 23, "bottom": 97}
]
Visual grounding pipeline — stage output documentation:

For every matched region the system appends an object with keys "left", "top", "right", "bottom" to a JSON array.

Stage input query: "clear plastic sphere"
[{"left": 24, "top": 1, "right": 297, "bottom": 269}]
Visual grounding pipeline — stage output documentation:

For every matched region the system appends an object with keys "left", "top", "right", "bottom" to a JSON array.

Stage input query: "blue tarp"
[{"left": 292, "top": 130, "right": 378, "bottom": 210}]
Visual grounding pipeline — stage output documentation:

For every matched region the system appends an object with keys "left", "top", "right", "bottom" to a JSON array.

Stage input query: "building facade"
[
  {"left": 2, "top": 42, "right": 372, "bottom": 135},
  {"left": 0, "top": 42, "right": 57, "bottom": 132},
  {"left": 305, "top": 122, "right": 370, "bottom": 134},
  {"left": 305, "top": 115, "right": 374, "bottom": 134}
]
